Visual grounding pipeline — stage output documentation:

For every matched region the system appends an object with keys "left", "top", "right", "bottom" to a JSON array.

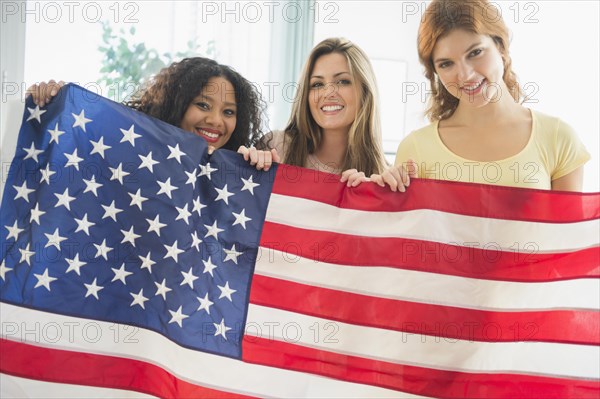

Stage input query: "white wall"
[{"left": 1, "top": 3, "right": 26, "bottom": 204}]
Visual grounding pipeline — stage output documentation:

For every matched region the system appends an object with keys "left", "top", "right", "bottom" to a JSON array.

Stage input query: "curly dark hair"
[{"left": 125, "top": 57, "right": 266, "bottom": 150}]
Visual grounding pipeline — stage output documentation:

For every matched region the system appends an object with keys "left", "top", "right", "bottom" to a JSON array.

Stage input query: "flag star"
[
  {"left": 197, "top": 293, "right": 214, "bottom": 314},
  {"left": 0, "top": 260, "right": 12, "bottom": 281},
  {"left": 23, "top": 142, "right": 44, "bottom": 163},
  {"left": 48, "top": 122, "right": 65, "bottom": 144},
  {"left": 120, "top": 124, "right": 141, "bottom": 146},
  {"left": 54, "top": 188, "right": 76, "bottom": 210},
  {"left": 94, "top": 239, "right": 113, "bottom": 260},
  {"left": 167, "top": 144, "right": 186, "bottom": 163},
  {"left": 83, "top": 175, "right": 103, "bottom": 196},
  {"left": 19, "top": 243, "right": 35, "bottom": 265},
  {"left": 64, "top": 148, "right": 84, "bottom": 171},
  {"left": 198, "top": 162, "right": 217, "bottom": 180},
  {"left": 27, "top": 105, "right": 47, "bottom": 123},
  {"left": 40, "top": 163, "right": 56, "bottom": 185},
  {"left": 146, "top": 215, "right": 166, "bottom": 237},
  {"left": 30, "top": 203, "right": 46, "bottom": 225},
  {"left": 84, "top": 278, "right": 104, "bottom": 299},
  {"left": 217, "top": 281, "right": 236, "bottom": 302},
  {"left": 109, "top": 163, "right": 130, "bottom": 185},
  {"left": 232, "top": 209, "right": 252, "bottom": 229},
  {"left": 13, "top": 181, "right": 35, "bottom": 203},
  {"left": 111, "top": 263, "right": 133, "bottom": 284},
  {"left": 34, "top": 268, "right": 57, "bottom": 291},
  {"left": 72, "top": 109, "right": 92, "bottom": 132},
  {"left": 5, "top": 221, "right": 24, "bottom": 241},
  {"left": 65, "top": 253, "right": 87, "bottom": 275},
  {"left": 89, "top": 136, "right": 112, "bottom": 158},
  {"left": 202, "top": 256, "right": 217, "bottom": 277},
  {"left": 157, "top": 178, "right": 178, "bottom": 199},
  {"left": 139, "top": 251, "right": 156, "bottom": 273},
  {"left": 120, "top": 226, "right": 141, "bottom": 247},
  {"left": 214, "top": 184, "right": 234, "bottom": 205},
  {"left": 241, "top": 175, "right": 260, "bottom": 195},
  {"left": 138, "top": 151, "right": 159, "bottom": 172},
  {"left": 101, "top": 200, "right": 123, "bottom": 221},
  {"left": 130, "top": 289, "right": 149, "bottom": 309},
  {"left": 74, "top": 213, "right": 95, "bottom": 235},
  {"left": 129, "top": 188, "right": 148, "bottom": 210},
  {"left": 192, "top": 196, "right": 207, "bottom": 216},
  {"left": 154, "top": 278, "right": 172, "bottom": 300},
  {"left": 168, "top": 306, "right": 189, "bottom": 328},
  {"left": 213, "top": 318, "right": 232, "bottom": 340},
  {"left": 44, "top": 227, "right": 67, "bottom": 250},
  {"left": 204, "top": 221, "right": 224, "bottom": 240},
  {"left": 223, "top": 244, "right": 243, "bottom": 265},
  {"left": 185, "top": 169, "right": 197, "bottom": 188},
  {"left": 164, "top": 240, "right": 184, "bottom": 262},
  {"left": 180, "top": 267, "right": 199, "bottom": 289},
  {"left": 190, "top": 231, "right": 202, "bottom": 251},
  {"left": 175, "top": 204, "right": 192, "bottom": 225}
]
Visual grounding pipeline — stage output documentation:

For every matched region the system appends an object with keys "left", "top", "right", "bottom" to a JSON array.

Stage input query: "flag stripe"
[
  {"left": 255, "top": 248, "right": 599, "bottom": 311},
  {"left": 243, "top": 337, "right": 600, "bottom": 399},
  {"left": 250, "top": 274, "right": 600, "bottom": 345},
  {"left": 0, "top": 303, "right": 409, "bottom": 399},
  {"left": 0, "top": 373, "right": 154, "bottom": 398},
  {"left": 273, "top": 165, "right": 600, "bottom": 222},
  {"left": 266, "top": 194, "right": 599, "bottom": 252},
  {"left": 246, "top": 304, "right": 600, "bottom": 379},
  {"left": 260, "top": 221, "right": 600, "bottom": 282},
  {"left": 0, "top": 339, "right": 248, "bottom": 399}
]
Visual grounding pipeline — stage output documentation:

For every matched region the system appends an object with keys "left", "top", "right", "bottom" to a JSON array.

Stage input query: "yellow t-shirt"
[{"left": 394, "top": 110, "right": 591, "bottom": 189}]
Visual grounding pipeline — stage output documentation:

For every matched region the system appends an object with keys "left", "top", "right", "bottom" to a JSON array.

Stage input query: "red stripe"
[
  {"left": 242, "top": 336, "right": 600, "bottom": 399},
  {"left": 260, "top": 222, "right": 600, "bottom": 282},
  {"left": 250, "top": 275, "right": 600, "bottom": 345},
  {"left": 0, "top": 338, "right": 253, "bottom": 399},
  {"left": 273, "top": 165, "right": 600, "bottom": 222}
]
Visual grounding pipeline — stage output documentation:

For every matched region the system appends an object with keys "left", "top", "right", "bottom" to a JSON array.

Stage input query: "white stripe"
[
  {"left": 0, "top": 303, "right": 427, "bottom": 399},
  {"left": 0, "top": 374, "right": 155, "bottom": 399},
  {"left": 266, "top": 194, "right": 600, "bottom": 252},
  {"left": 256, "top": 249, "right": 600, "bottom": 311},
  {"left": 246, "top": 304, "right": 600, "bottom": 380}
]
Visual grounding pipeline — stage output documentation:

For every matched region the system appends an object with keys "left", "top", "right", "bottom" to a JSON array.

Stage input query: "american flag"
[{"left": 1, "top": 84, "right": 599, "bottom": 398}]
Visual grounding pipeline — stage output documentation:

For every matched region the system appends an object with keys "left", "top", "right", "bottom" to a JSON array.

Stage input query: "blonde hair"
[
  {"left": 418, "top": 0, "right": 523, "bottom": 121},
  {"left": 282, "top": 37, "right": 386, "bottom": 175}
]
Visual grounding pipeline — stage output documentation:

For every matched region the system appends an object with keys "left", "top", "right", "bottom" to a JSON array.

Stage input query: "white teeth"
[
  {"left": 199, "top": 129, "right": 219, "bottom": 139},
  {"left": 463, "top": 80, "right": 484, "bottom": 91},
  {"left": 322, "top": 105, "right": 343, "bottom": 112}
]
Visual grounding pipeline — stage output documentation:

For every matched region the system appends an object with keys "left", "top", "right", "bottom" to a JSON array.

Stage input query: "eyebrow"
[
  {"left": 433, "top": 42, "right": 482, "bottom": 64},
  {"left": 198, "top": 94, "right": 237, "bottom": 108},
  {"left": 310, "top": 71, "right": 351, "bottom": 79}
]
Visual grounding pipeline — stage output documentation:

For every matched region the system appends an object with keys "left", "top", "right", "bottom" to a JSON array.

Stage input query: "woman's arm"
[{"left": 551, "top": 166, "right": 584, "bottom": 192}]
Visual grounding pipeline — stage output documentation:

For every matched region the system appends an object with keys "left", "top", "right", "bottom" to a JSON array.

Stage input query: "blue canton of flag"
[{"left": 0, "top": 84, "right": 276, "bottom": 359}]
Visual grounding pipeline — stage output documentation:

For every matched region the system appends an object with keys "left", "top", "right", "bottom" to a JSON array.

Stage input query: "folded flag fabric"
[{"left": 1, "top": 84, "right": 599, "bottom": 398}]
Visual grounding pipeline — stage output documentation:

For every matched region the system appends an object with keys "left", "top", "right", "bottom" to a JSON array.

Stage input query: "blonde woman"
[{"left": 240, "top": 37, "right": 387, "bottom": 183}]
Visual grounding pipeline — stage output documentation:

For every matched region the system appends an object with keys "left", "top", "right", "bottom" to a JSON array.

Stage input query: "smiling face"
[
  {"left": 180, "top": 76, "right": 237, "bottom": 149},
  {"left": 433, "top": 29, "right": 506, "bottom": 108},
  {"left": 308, "top": 52, "right": 359, "bottom": 136}
]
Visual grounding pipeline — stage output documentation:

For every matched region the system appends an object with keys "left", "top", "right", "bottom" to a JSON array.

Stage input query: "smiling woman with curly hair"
[
  {"left": 28, "top": 57, "right": 268, "bottom": 162},
  {"left": 125, "top": 57, "right": 266, "bottom": 152}
]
